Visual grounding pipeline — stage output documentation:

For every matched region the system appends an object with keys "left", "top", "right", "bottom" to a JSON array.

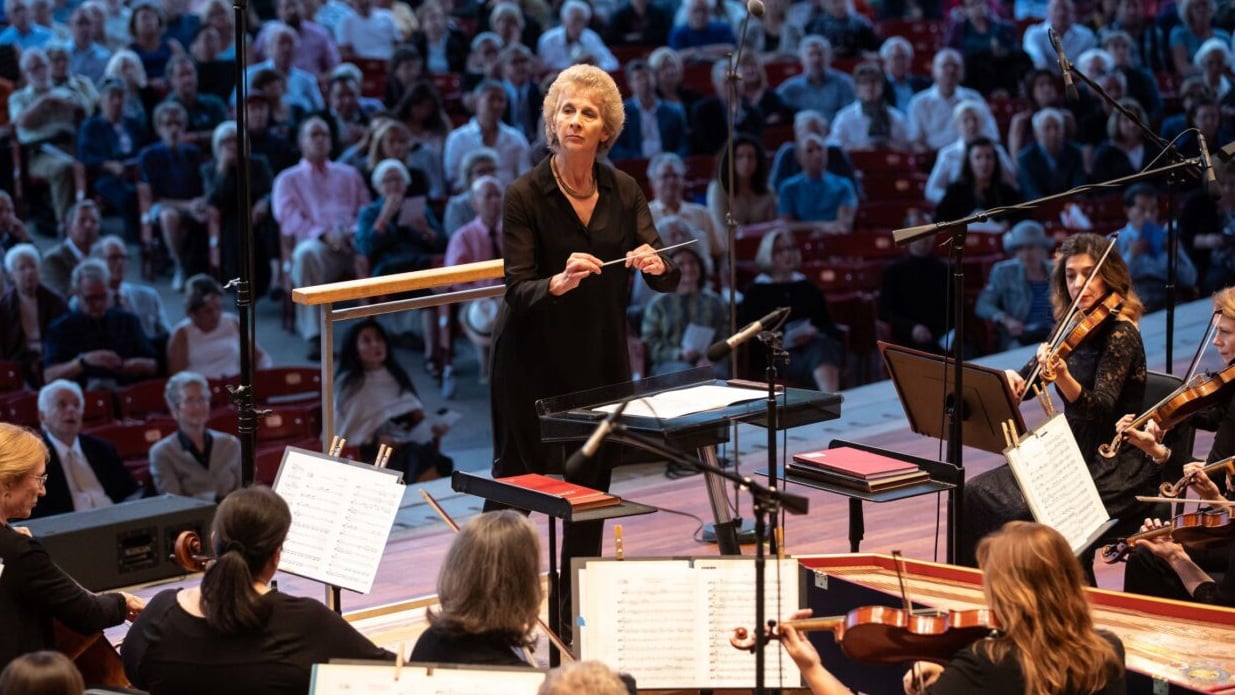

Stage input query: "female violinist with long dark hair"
[
  {"left": 779, "top": 522, "right": 1126, "bottom": 695},
  {"left": 1113, "top": 285, "right": 1235, "bottom": 606},
  {"left": 960, "top": 233, "right": 1158, "bottom": 571}
]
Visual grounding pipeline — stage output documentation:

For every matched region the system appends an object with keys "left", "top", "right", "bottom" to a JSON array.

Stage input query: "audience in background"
[
  {"left": 137, "top": 101, "right": 208, "bottom": 291},
  {"left": 77, "top": 78, "right": 145, "bottom": 241},
  {"left": 167, "top": 274, "right": 271, "bottom": 379},
  {"left": 611, "top": 59, "right": 689, "bottom": 161},
  {"left": 1, "top": 244, "right": 68, "bottom": 388},
  {"left": 906, "top": 49, "right": 998, "bottom": 153},
  {"left": 975, "top": 220, "right": 1057, "bottom": 350},
  {"left": 642, "top": 245, "right": 729, "bottom": 378},
  {"left": 831, "top": 62, "right": 909, "bottom": 152},
  {"left": 879, "top": 36, "right": 927, "bottom": 113},
  {"left": 0, "top": 192, "right": 32, "bottom": 252},
  {"left": 1168, "top": 0, "right": 1226, "bottom": 77},
  {"left": 776, "top": 36, "right": 854, "bottom": 122},
  {"left": 879, "top": 213, "right": 950, "bottom": 355},
  {"left": 776, "top": 132, "right": 856, "bottom": 231},
  {"left": 649, "top": 46, "right": 704, "bottom": 122},
  {"left": 1017, "top": 107, "right": 1087, "bottom": 199},
  {"left": 707, "top": 133, "right": 777, "bottom": 235},
  {"left": 1090, "top": 98, "right": 1162, "bottom": 184},
  {"left": 1115, "top": 183, "right": 1198, "bottom": 313},
  {"left": 443, "top": 80, "right": 529, "bottom": 192},
  {"left": 1181, "top": 160, "right": 1235, "bottom": 294},
  {"left": 935, "top": 136, "right": 1024, "bottom": 230},
  {"left": 149, "top": 370, "right": 242, "bottom": 501},
  {"left": 536, "top": 0, "right": 617, "bottom": 73},
  {"left": 647, "top": 153, "right": 724, "bottom": 271},
  {"left": 769, "top": 110, "right": 859, "bottom": 196},
  {"left": 90, "top": 234, "right": 171, "bottom": 347},
  {"left": 927, "top": 101, "right": 1018, "bottom": 205},
  {"left": 203, "top": 121, "right": 279, "bottom": 295},
  {"left": 42, "top": 201, "right": 101, "bottom": 298}
]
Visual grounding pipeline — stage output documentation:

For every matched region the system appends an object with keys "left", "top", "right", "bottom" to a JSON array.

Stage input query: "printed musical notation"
[
  {"left": 273, "top": 447, "right": 405, "bottom": 593},
  {"left": 310, "top": 663, "right": 546, "bottom": 695},
  {"left": 577, "top": 558, "right": 801, "bottom": 690}
]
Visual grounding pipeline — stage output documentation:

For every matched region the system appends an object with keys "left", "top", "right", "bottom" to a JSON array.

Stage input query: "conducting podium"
[{"left": 535, "top": 367, "right": 842, "bottom": 555}]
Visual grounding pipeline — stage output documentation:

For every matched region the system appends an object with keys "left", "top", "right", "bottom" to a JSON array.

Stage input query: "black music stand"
[
  {"left": 450, "top": 471, "right": 656, "bottom": 666},
  {"left": 878, "top": 342, "right": 1026, "bottom": 562}
]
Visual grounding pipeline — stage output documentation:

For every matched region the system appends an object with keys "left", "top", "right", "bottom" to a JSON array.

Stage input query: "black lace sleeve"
[{"left": 1066, "top": 320, "right": 1146, "bottom": 421}]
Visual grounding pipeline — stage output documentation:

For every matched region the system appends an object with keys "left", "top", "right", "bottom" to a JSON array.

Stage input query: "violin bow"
[
  {"left": 891, "top": 551, "right": 926, "bottom": 694},
  {"left": 418, "top": 489, "right": 576, "bottom": 662}
]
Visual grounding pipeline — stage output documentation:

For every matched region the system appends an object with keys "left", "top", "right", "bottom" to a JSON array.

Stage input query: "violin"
[
  {"left": 1100, "top": 507, "right": 1235, "bottom": 563},
  {"left": 1160, "top": 454, "right": 1235, "bottom": 497},
  {"left": 1038, "top": 292, "right": 1124, "bottom": 383},
  {"left": 53, "top": 621, "right": 130, "bottom": 688},
  {"left": 1102, "top": 364, "right": 1235, "bottom": 459},
  {"left": 730, "top": 606, "right": 1000, "bottom": 665},
  {"left": 172, "top": 530, "right": 211, "bottom": 573}
]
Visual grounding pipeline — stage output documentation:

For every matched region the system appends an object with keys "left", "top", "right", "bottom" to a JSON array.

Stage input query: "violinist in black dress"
[{"left": 959, "top": 233, "right": 1160, "bottom": 571}]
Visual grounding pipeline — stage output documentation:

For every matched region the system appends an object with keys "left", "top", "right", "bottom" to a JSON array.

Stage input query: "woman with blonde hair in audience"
[
  {"left": 926, "top": 101, "right": 1018, "bottom": 205},
  {"left": 104, "top": 49, "right": 157, "bottom": 136},
  {"left": 196, "top": 0, "right": 235, "bottom": 61},
  {"left": 540, "top": 661, "right": 634, "bottom": 695},
  {"left": 648, "top": 46, "right": 704, "bottom": 120}
]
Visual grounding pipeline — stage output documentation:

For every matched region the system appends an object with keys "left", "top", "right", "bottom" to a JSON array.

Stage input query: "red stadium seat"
[
  {"left": 80, "top": 389, "right": 115, "bottom": 429},
  {"left": 253, "top": 367, "right": 322, "bottom": 405},
  {"left": 86, "top": 420, "right": 177, "bottom": 460},
  {"left": 0, "top": 360, "right": 22, "bottom": 392},
  {"left": 0, "top": 391, "right": 38, "bottom": 428},
  {"left": 351, "top": 57, "right": 388, "bottom": 98},
  {"left": 847, "top": 149, "right": 919, "bottom": 175},
  {"left": 115, "top": 378, "right": 169, "bottom": 422}
]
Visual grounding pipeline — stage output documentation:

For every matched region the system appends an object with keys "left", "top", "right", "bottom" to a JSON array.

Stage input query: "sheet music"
[
  {"left": 1004, "top": 414, "right": 1111, "bottom": 554},
  {"left": 273, "top": 447, "right": 404, "bottom": 593},
  {"left": 681, "top": 323, "right": 715, "bottom": 356},
  {"left": 591, "top": 385, "right": 767, "bottom": 420},
  {"left": 311, "top": 662, "right": 545, "bottom": 694},
  {"left": 577, "top": 558, "right": 801, "bottom": 689}
]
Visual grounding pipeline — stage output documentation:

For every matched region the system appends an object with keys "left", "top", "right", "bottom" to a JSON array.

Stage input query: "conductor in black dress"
[{"left": 489, "top": 64, "right": 680, "bottom": 632}]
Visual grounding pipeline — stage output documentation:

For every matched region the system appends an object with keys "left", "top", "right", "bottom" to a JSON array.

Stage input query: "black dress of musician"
[{"left": 960, "top": 234, "right": 1159, "bottom": 569}]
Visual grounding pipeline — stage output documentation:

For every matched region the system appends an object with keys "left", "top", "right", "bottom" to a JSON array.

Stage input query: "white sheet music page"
[
  {"left": 577, "top": 558, "right": 801, "bottom": 689},
  {"left": 591, "top": 384, "right": 767, "bottom": 419},
  {"left": 1004, "top": 414, "right": 1111, "bottom": 554},
  {"left": 273, "top": 447, "right": 404, "bottom": 593},
  {"left": 310, "top": 663, "right": 546, "bottom": 694}
]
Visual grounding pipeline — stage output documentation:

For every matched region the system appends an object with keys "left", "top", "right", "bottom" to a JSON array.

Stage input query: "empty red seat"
[
  {"left": 81, "top": 389, "right": 115, "bottom": 429},
  {"left": 253, "top": 367, "right": 322, "bottom": 405},
  {"left": 115, "top": 378, "right": 168, "bottom": 422},
  {"left": 0, "top": 360, "right": 22, "bottom": 392},
  {"left": 0, "top": 391, "right": 38, "bottom": 428}
]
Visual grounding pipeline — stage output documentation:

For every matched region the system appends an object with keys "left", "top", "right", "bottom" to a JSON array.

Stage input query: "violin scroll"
[{"left": 172, "top": 530, "right": 210, "bottom": 573}]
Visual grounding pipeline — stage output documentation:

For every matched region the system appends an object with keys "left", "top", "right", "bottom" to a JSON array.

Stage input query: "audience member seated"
[
  {"left": 487, "top": 3, "right": 532, "bottom": 50},
  {"left": 776, "top": 36, "right": 855, "bottom": 123},
  {"left": 0, "top": 651, "right": 85, "bottom": 695},
  {"left": 1072, "top": 53, "right": 1126, "bottom": 155},
  {"left": 243, "top": 90, "right": 300, "bottom": 178},
  {"left": 975, "top": 220, "right": 1057, "bottom": 351},
  {"left": 751, "top": 0, "right": 802, "bottom": 55},
  {"left": 203, "top": 121, "right": 279, "bottom": 295},
  {"left": 139, "top": 101, "right": 209, "bottom": 291},
  {"left": 0, "top": 244, "right": 68, "bottom": 388},
  {"left": 122, "top": 486, "right": 395, "bottom": 692},
  {"left": 500, "top": 44, "right": 541, "bottom": 143},
  {"left": 1176, "top": 95, "right": 1233, "bottom": 165},
  {"left": 1181, "top": 159, "right": 1235, "bottom": 293},
  {"left": 43, "top": 259, "right": 158, "bottom": 389},
  {"left": 248, "top": 68, "right": 304, "bottom": 141},
  {"left": 0, "top": 0, "right": 54, "bottom": 48},
  {"left": 443, "top": 80, "right": 530, "bottom": 193},
  {"left": 1006, "top": 68, "right": 1074, "bottom": 159},
  {"left": 387, "top": 83, "right": 449, "bottom": 200},
  {"left": 648, "top": 153, "right": 724, "bottom": 272},
  {"left": 30, "top": 378, "right": 141, "bottom": 518},
  {"left": 463, "top": 32, "right": 504, "bottom": 94},
  {"left": 334, "top": 319, "right": 454, "bottom": 482},
  {"left": 641, "top": 245, "right": 729, "bottom": 378},
  {"left": 320, "top": 72, "right": 370, "bottom": 155},
  {"left": 193, "top": 0, "right": 239, "bottom": 79},
  {"left": 46, "top": 43, "right": 99, "bottom": 106},
  {"left": 336, "top": 0, "right": 397, "bottom": 60},
  {"left": 879, "top": 36, "right": 928, "bottom": 113},
  {"left": 671, "top": 0, "right": 750, "bottom": 39},
  {"left": 90, "top": 235, "right": 171, "bottom": 347},
  {"left": 1115, "top": 183, "right": 1198, "bottom": 313},
  {"left": 148, "top": 370, "right": 241, "bottom": 501},
  {"left": 409, "top": 510, "right": 542, "bottom": 665},
  {"left": 9, "top": 47, "right": 93, "bottom": 231},
  {"left": 1105, "top": 0, "right": 1167, "bottom": 73},
  {"left": 649, "top": 47, "right": 705, "bottom": 124},
  {"left": 769, "top": 110, "right": 859, "bottom": 196},
  {"left": 1102, "top": 30, "right": 1162, "bottom": 120},
  {"left": 1193, "top": 38, "right": 1232, "bottom": 114},
  {"left": 239, "top": 24, "right": 325, "bottom": 116},
  {"left": 77, "top": 78, "right": 145, "bottom": 240},
  {"left": 668, "top": 0, "right": 735, "bottom": 58},
  {"left": 163, "top": 55, "right": 226, "bottom": 143},
  {"left": 935, "top": 136, "right": 1025, "bottom": 231},
  {"left": 273, "top": 117, "right": 371, "bottom": 359},
  {"left": 443, "top": 147, "right": 500, "bottom": 236},
  {"left": 314, "top": 0, "right": 356, "bottom": 39},
  {"left": 806, "top": 0, "right": 879, "bottom": 60},
  {"left": 605, "top": 0, "right": 671, "bottom": 47},
  {"left": 356, "top": 158, "right": 446, "bottom": 278},
  {"left": 946, "top": 0, "right": 1024, "bottom": 96},
  {"left": 1090, "top": 98, "right": 1162, "bottom": 184},
  {"left": 907, "top": 49, "right": 999, "bottom": 153},
  {"left": 253, "top": 0, "right": 338, "bottom": 75},
  {"left": 439, "top": 175, "right": 505, "bottom": 392},
  {"left": 0, "top": 192, "right": 33, "bottom": 252},
  {"left": 103, "top": 49, "right": 157, "bottom": 137},
  {"left": 128, "top": 2, "right": 183, "bottom": 84},
  {"left": 777, "top": 132, "right": 856, "bottom": 230},
  {"left": 927, "top": 101, "right": 1018, "bottom": 205},
  {"left": 168, "top": 275, "right": 271, "bottom": 379},
  {"left": 1169, "top": 0, "right": 1227, "bottom": 77},
  {"left": 831, "top": 62, "right": 910, "bottom": 152},
  {"left": 692, "top": 55, "right": 792, "bottom": 155},
  {"left": 1023, "top": 0, "right": 1096, "bottom": 74},
  {"left": 1017, "top": 107, "right": 1086, "bottom": 199},
  {"left": 536, "top": 0, "right": 618, "bottom": 73},
  {"left": 879, "top": 225, "right": 950, "bottom": 354},
  {"left": 629, "top": 215, "right": 705, "bottom": 323},
  {"left": 41, "top": 200, "right": 101, "bottom": 298},
  {"left": 611, "top": 60, "right": 689, "bottom": 162},
  {"left": 382, "top": 46, "right": 423, "bottom": 110},
  {"left": 707, "top": 133, "right": 777, "bottom": 236},
  {"left": 411, "top": 0, "right": 468, "bottom": 76},
  {"left": 161, "top": 0, "right": 201, "bottom": 52},
  {"left": 740, "top": 229, "right": 842, "bottom": 391},
  {"left": 540, "top": 661, "right": 634, "bottom": 695}
]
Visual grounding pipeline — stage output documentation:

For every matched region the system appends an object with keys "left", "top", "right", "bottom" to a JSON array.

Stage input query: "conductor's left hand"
[
  {"left": 549, "top": 252, "right": 603, "bottom": 296},
  {"left": 626, "top": 244, "right": 667, "bottom": 275}
]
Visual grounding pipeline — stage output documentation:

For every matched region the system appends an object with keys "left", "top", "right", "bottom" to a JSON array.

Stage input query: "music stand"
[{"left": 878, "top": 341, "right": 1027, "bottom": 561}]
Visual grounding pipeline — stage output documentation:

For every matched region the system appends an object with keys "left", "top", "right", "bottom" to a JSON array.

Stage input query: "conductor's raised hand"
[
  {"left": 626, "top": 243, "right": 667, "bottom": 275},
  {"left": 549, "top": 252, "right": 603, "bottom": 296}
]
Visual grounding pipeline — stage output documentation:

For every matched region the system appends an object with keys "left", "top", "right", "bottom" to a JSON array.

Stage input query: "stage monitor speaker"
[{"left": 23, "top": 496, "right": 216, "bottom": 592}]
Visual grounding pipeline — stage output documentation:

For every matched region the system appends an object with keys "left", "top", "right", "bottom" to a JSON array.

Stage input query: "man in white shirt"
[
  {"left": 237, "top": 24, "right": 325, "bottom": 114},
  {"left": 906, "top": 49, "right": 1000, "bottom": 153},
  {"left": 536, "top": 0, "right": 618, "bottom": 72},
  {"left": 443, "top": 80, "right": 530, "bottom": 193},
  {"left": 1023, "top": 0, "right": 1095, "bottom": 73},
  {"left": 336, "top": 0, "right": 396, "bottom": 60},
  {"left": 31, "top": 378, "right": 140, "bottom": 518}
]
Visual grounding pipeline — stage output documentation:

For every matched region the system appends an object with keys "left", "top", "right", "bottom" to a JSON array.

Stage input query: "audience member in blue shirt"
[
  {"left": 67, "top": 7, "right": 112, "bottom": 85},
  {"left": 0, "top": 0, "right": 54, "bottom": 48},
  {"left": 78, "top": 79, "right": 147, "bottom": 240},
  {"left": 668, "top": 0, "right": 735, "bottom": 54},
  {"left": 1115, "top": 183, "right": 1198, "bottom": 314},
  {"left": 611, "top": 60, "right": 689, "bottom": 161},
  {"left": 776, "top": 36, "right": 856, "bottom": 122},
  {"left": 138, "top": 101, "right": 209, "bottom": 289},
  {"left": 776, "top": 132, "right": 856, "bottom": 232}
]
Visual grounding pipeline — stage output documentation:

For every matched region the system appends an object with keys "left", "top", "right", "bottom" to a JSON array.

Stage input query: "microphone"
[
  {"left": 565, "top": 399, "right": 628, "bottom": 479},
  {"left": 1198, "top": 131, "right": 1221, "bottom": 199},
  {"left": 705, "top": 306, "right": 791, "bottom": 362},
  {"left": 747, "top": 0, "right": 765, "bottom": 17},
  {"left": 1047, "top": 27, "right": 1078, "bottom": 101}
]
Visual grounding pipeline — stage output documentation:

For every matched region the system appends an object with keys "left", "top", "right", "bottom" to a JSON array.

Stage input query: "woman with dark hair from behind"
[
  {"left": 122, "top": 487, "right": 394, "bottom": 694},
  {"left": 410, "top": 510, "right": 542, "bottom": 665},
  {"left": 334, "top": 318, "right": 453, "bottom": 481},
  {"left": 0, "top": 651, "right": 84, "bottom": 695}
]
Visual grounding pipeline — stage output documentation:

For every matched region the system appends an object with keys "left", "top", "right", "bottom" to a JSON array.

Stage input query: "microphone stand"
[
  {"left": 603, "top": 426, "right": 809, "bottom": 695},
  {"left": 759, "top": 328, "right": 788, "bottom": 555}
]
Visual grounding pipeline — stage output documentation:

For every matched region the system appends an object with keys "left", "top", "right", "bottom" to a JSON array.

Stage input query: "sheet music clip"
[
  {"left": 1033, "top": 383, "right": 1055, "bottom": 418},
  {"left": 1001, "top": 421, "right": 1013, "bottom": 450},
  {"left": 327, "top": 435, "right": 348, "bottom": 458},
  {"left": 374, "top": 444, "right": 392, "bottom": 469},
  {"left": 1001, "top": 419, "right": 1021, "bottom": 449},
  {"left": 395, "top": 646, "right": 404, "bottom": 681}
]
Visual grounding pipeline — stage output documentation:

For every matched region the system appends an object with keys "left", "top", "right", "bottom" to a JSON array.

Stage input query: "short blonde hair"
[
  {"left": 0, "top": 423, "right": 48, "bottom": 494},
  {"left": 541, "top": 65, "right": 624, "bottom": 157},
  {"left": 538, "top": 661, "right": 629, "bottom": 695}
]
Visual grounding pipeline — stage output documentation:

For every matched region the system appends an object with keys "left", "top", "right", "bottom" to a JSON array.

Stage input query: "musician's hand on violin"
[
  {"left": 1004, "top": 369, "right": 1026, "bottom": 397},
  {"left": 1137, "top": 518, "right": 1186, "bottom": 561},
  {"left": 903, "top": 661, "right": 944, "bottom": 695},
  {"left": 1182, "top": 461, "right": 1224, "bottom": 502},
  {"left": 777, "top": 609, "right": 822, "bottom": 671},
  {"left": 1115, "top": 414, "right": 1159, "bottom": 454},
  {"left": 120, "top": 592, "right": 146, "bottom": 621}
]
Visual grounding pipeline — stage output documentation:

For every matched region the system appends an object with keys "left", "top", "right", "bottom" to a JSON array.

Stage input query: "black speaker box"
[{"left": 23, "top": 496, "right": 216, "bottom": 592}]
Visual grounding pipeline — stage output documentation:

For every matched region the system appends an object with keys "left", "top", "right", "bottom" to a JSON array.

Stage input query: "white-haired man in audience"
[
  {"left": 1, "top": 244, "right": 69, "bottom": 388},
  {"left": 1022, "top": 0, "right": 1095, "bottom": 73},
  {"left": 879, "top": 36, "right": 928, "bottom": 112},
  {"left": 535, "top": 0, "right": 619, "bottom": 72},
  {"left": 442, "top": 80, "right": 529, "bottom": 193},
  {"left": 907, "top": 48, "right": 1000, "bottom": 153},
  {"left": 90, "top": 235, "right": 171, "bottom": 346}
]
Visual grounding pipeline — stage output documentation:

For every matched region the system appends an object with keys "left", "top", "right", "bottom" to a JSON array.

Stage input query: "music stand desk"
[{"left": 761, "top": 439, "right": 959, "bottom": 552}]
